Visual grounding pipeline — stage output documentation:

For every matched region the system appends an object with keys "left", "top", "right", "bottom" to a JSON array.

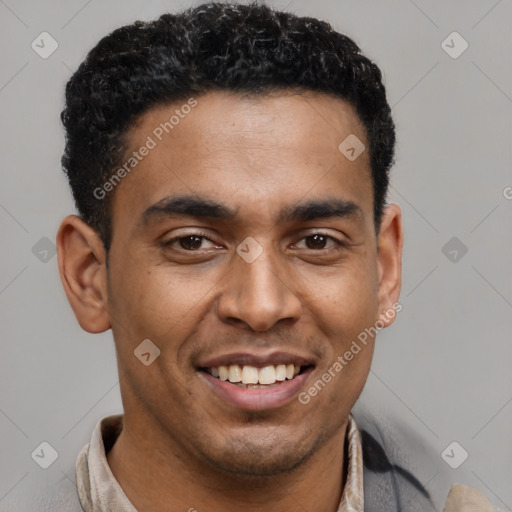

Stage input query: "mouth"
[{"left": 196, "top": 353, "right": 316, "bottom": 410}]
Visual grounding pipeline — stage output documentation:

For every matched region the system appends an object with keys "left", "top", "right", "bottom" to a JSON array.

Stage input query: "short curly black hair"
[{"left": 61, "top": 1, "right": 395, "bottom": 251}]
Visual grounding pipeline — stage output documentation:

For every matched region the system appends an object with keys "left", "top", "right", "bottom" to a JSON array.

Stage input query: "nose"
[{"left": 216, "top": 248, "right": 302, "bottom": 332}]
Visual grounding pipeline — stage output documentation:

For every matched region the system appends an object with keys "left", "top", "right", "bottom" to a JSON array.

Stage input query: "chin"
[{"left": 199, "top": 432, "right": 319, "bottom": 478}]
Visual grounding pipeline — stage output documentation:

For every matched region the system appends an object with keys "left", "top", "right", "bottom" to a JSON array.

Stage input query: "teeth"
[
  {"left": 241, "top": 366, "right": 259, "bottom": 384},
  {"left": 275, "top": 364, "right": 287, "bottom": 381},
  {"left": 208, "top": 364, "right": 302, "bottom": 385},
  {"left": 228, "top": 364, "right": 242, "bottom": 383},
  {"left": 218, "top": 365, "right": 228, "bottom": 381},
  {"left": 259, "top": 365, "right": 276, "bottom": 385}
]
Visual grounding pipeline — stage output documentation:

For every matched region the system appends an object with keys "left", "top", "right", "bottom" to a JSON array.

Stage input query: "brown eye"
[
  {"left": 178, "top": 236, "right": 204, "bottom": 250},
  {"left": 293, "top": 233, "right": 344, "bottom": 252},
  {"left": 162, "top": 232, "right": 222, "bottom": 254},
  {"left": 305, "top": 234, "right": 328, "bottom": 249}
]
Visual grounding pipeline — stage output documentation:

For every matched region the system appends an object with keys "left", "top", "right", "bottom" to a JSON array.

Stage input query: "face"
[{"left": 59, "top": 90, "right": 402, "bottom": 477}]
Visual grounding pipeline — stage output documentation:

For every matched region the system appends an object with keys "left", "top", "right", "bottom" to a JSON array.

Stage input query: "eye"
[
  {"left": 294, "top": 233, "right": 344, "bottom": 250},
  {"left": 164, "top": 234, "right": 220, "bottom": 251}
]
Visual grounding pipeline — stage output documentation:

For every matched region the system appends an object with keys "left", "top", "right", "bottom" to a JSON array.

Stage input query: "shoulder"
[{"left": 352, "top": 409, "right": 496, "bottom": 512}]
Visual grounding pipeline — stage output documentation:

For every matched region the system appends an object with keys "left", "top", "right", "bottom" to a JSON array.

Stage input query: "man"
[{"left": 54, "top": 2, "right": 494, "bottom": 511}]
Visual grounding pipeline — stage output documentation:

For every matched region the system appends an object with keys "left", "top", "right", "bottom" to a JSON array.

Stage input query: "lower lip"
[{"left": 198, "top": 367, "right": 314, "bottom": 411}]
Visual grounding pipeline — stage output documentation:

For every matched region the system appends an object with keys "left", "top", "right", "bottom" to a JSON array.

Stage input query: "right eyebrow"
[{"left": 140, "top": 195, "right": 237, "bottom": 226}]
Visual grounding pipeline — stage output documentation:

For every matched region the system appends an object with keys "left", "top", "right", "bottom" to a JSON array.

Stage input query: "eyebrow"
[
  {"left": 279, "top": 198, "right": 362, "bottom": 223},
  {"left": 141, "top": 195, "right": 362, "bottom": 225},
  {"left": 142, "top": 196, "right": 237, "bottom": 224}
]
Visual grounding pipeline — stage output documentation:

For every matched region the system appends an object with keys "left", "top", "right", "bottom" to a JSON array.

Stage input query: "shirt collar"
[
  {"left": 337, "top": 415, "right": 364, "bottom": 512},
  {"left": 76, "top": 414, "right": 364, "bottom": 512},
  {"left": 76, "top": 414, "right": 136, "bottom": 512}
]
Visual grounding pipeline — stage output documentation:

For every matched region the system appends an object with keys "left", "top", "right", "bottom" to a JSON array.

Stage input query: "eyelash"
[
  {"left": 162, "top": 231, "right": 217, "bottom": 248},
  {"left": 162, "top": 232, "right": 347, "bottom": 251},
  {"left": 293, "top": 234, "right": 348, "bottom": 250}
]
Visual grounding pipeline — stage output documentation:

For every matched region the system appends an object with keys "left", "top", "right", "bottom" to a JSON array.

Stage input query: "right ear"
[{"left": 57, "top": 215, "right": 111, "bottom": 333}]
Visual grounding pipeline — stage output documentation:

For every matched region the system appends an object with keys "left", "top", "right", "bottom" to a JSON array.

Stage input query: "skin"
[{"left": 57, "top": 90, "right": 403, "bottom": 512}]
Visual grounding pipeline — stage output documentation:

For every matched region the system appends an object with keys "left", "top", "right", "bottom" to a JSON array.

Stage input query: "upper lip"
[{"left": 197, "top": 350, "right": 317, "bottom": 369}]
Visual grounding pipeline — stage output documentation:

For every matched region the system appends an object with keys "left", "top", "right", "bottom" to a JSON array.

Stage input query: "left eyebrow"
[{"left": 278, "top": 198, "right": 363, "bottom": 223}]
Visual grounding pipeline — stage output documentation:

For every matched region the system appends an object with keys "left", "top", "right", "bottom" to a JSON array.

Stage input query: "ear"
[
  {"left": 57, "top": 215, "right": 111, "bottom": 333},
  {"left": 375, "top": 204, "right": 403, "bottom": 328}
]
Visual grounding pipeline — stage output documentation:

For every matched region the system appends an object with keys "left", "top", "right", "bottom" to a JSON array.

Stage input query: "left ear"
[{"left": 375, "top": 203, "right": 403, "bottom": 327}]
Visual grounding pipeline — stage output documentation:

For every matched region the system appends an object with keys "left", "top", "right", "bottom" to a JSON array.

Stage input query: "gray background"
[{"left": 1, "top": 0, "right": 511, "bottom": 509}]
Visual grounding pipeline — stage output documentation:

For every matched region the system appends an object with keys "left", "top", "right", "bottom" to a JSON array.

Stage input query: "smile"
[{"left": 197, "top": 356, "right": 315, "bottom": 410}]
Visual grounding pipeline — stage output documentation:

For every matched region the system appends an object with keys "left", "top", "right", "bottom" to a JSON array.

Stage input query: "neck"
[{"left": 107, "top": 413, "right": 349, "bottom": 512}]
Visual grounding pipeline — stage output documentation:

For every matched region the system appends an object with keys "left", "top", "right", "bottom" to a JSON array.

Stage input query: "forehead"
[{"left": 112, "top": 90, "right": 372, "bottom": 228}]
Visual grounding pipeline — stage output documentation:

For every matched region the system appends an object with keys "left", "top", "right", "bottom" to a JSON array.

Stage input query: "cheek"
[
  {"left": 107, "top": 263, "right": 206, "bottom": 401},
  {"left": 299, "top": 259, "right": 380, "bottom": 341},
  {"left": 108, "top": 259, "right": 215, "bottom": 343},
  {"left": 321, "top": 263, "right": 379, "bottom": 399}
]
